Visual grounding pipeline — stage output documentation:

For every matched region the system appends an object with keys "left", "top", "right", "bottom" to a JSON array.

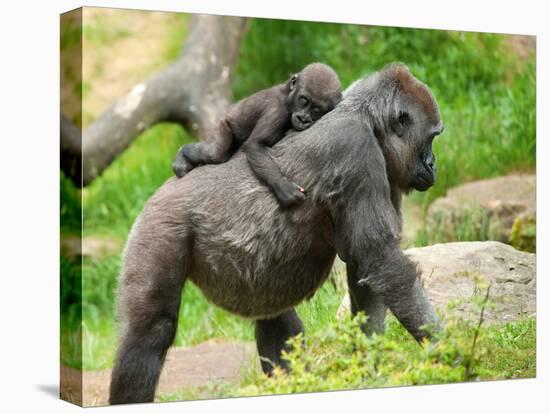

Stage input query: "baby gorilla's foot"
[
  {"left": 275, "top": 181, "right": 306, "bottom": 208},
  {"left": 172, "top": 150, "right": 194, "bottom": 178}
]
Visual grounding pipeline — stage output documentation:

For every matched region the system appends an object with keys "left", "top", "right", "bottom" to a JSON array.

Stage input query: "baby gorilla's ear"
[{"left": 289, "top": 74, "right": 298, "bottom": 91}]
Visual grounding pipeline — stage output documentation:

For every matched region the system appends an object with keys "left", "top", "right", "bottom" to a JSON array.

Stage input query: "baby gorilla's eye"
[
  {"left": 312, "top": 106, "right": 321, "bottom": 115},
  {"left": 299, "top": 96, "right": 309, "bottom": 107}
]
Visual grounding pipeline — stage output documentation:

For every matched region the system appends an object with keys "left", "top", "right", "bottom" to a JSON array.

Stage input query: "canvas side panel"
[{"left": 60, "top": 6, "right": 83, "bottom": 407}]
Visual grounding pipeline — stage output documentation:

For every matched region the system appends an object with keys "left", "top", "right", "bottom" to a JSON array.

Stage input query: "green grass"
[
  {"left": 81, "top": 123, "right": 192, "bottom": 236},
  {"left": 60, "top": 172, "right": 81, "bottom": 234},
  {"left": 482, "top": 317, "right": 536, "bottom": 377},
  {"left": 413, "top": 206, "right": 499, "bottom": 247},
  {"left": 159, "top": 315, "right": 536, "bottom": 401},
  {"left": 60, "top": 12, "right": 82, "bottom": 50},
  {"left": 59, "top": 17, "right": 536, "bottom": 375}
]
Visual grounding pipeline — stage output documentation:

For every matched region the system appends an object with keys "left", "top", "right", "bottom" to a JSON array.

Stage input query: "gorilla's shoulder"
[
  {"left": 277, "top": 113, "right": 367, "bottom": 159},
  {"left": 318, "top": 113, "right": 367, "bottom": 145}
]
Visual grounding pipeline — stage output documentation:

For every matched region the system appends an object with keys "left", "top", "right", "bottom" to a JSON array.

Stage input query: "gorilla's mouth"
[
  {"left": 291, "top": 114, "right": 310, "bottom": 131},
  {"left": 414, "top": 174, "right": 435, "bottom": 192}
]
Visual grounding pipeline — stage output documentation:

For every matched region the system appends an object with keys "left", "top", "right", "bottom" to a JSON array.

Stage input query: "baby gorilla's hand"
[
  {"left": 172, "top": 148, "right": 194, "bottom": 178},
  {"left": 275, "top": 180, "right": 306, "bottom": 208}
]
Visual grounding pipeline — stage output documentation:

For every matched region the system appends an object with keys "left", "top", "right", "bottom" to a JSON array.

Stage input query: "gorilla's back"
[
  {"left": 128, "top": 104, "right": 364, "bottom": 319},
  {"left": 137, "top": 147, "right": 335, "bottom": 319},
  {"left": 186, "top": 153, "right": 336, "bottom": 318}
]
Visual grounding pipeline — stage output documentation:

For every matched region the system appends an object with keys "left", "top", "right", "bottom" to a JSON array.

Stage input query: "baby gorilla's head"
[{"left": 287, "top": 63, "right": 342, "bottom": 131}]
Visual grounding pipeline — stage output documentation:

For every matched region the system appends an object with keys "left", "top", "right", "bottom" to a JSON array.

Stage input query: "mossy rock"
[
  {"left": 509, "top": 215, "right": 536, "bottom": 253},
  {"left": 426, "top": 175, "right": 535, "bottom": 252}
]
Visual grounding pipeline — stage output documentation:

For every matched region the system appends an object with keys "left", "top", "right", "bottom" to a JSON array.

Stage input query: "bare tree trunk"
[{"left": 61, "top": 14, "right": 249, "bottom": 187}]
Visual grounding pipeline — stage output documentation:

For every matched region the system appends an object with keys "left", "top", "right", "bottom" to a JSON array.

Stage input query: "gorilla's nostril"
[{"left": 424, "top": 156, "right": 435, "bottom": 170}]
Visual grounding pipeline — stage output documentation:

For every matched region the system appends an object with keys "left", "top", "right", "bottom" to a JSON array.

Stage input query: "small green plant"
[
  {"left": 230, "top": 286, "right": 532, "bottom": 397},
  {"left": 233, "top": 315, "right": 475, "bottom": 396}
]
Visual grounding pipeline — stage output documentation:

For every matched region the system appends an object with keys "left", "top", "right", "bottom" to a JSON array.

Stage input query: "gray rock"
[{"left": 337, "top": 241, "right": 536, "bottom": 324}]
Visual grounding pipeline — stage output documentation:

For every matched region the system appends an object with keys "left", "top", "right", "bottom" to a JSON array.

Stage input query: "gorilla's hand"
[{"left": 275, "top": 180, "right": 306, "bottom": 208}]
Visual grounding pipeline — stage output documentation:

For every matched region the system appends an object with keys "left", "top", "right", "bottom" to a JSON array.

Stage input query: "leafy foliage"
[
  {"left": 159, "top": 315, "right": 535, "bottom": 401},
  {"left": 233, "top": 308, "right": 534, "bottom": 396},
  {"left": 235, "top": 289, "right": 498, "bottom": 395}
]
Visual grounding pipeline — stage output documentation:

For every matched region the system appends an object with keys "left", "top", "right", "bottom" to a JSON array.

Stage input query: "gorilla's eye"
[
  {"left": 299, "top": 96, "right": 309, "bottom": 107},
  {"left": 391, "top": 112, "right": 409, "bottom": 137},
  {"left": 312, "top": 106, "right": 321, "bottom": 115}
]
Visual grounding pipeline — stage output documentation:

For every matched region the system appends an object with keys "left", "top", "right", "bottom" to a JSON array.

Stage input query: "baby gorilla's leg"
[{"left": 172, "top": 120, "right": 233, "bottom": 178}]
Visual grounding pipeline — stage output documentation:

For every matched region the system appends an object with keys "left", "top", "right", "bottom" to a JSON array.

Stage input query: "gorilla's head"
[
  {"left": 287, "top": 63, "right": 342, "bottom": 131},
  {"left": 347, "top": 64, "right": 444, "bottom": 193}
]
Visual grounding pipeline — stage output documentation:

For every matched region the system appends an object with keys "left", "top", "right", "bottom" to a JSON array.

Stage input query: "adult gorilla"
[{"left": 109, "top": 63, "right": 445, "bottom": 404}]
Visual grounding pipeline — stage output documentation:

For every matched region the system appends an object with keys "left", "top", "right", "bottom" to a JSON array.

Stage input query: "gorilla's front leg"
[
  {"left": 347, "top": 263, "right": 387, "bottom": 336},
  {"left": 359, "top": 250, "right": 442, "bottom": 342},
  {"left": 255, "top": 309, "right": 304, "bottom": 375},
  {"left": 383, "top": 277, "right": 443, "bottom": 341}
]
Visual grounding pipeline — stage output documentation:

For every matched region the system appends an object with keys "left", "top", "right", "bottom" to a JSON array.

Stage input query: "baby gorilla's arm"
[{"left": 242, "top": 110, "right": 306, "bottom": 208}]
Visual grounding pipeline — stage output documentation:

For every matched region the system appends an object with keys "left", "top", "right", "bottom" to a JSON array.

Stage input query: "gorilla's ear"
[
  {"left": 289, "top": 74, "right": 298, "bottom": 91},
  {"left": 390, "top": 112, "right": 408, "bottom": 137}
]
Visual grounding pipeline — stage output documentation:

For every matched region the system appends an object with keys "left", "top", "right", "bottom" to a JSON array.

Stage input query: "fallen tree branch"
[
  {"left": 60, "top": 112, "right": 82, "bottom": 184},
  {"left": 62, "top": 14, "right": 249, "bottom": 187}
]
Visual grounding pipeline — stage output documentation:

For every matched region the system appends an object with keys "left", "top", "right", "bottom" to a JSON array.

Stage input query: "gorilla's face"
[
  {"left": 384, "top": 89, "right": 444, "bottom": 193},
  {"left": 407, "top": 110, "right": 444, "bottom": 192},
  {"left": 287, "top": 67, "right": 342, "bottom": 131},
  {"left": 288, "top": 85, "right": 337, "bottom": 131}
]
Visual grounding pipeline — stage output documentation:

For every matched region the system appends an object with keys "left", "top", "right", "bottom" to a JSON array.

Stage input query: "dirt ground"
[{"left": 61, "top": 340, "right": 257, "bottom": 407}]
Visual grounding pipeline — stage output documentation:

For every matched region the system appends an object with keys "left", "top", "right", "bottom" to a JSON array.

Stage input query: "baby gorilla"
[{"left": 172, "top": 63, "right": 342, "bottom": 207}]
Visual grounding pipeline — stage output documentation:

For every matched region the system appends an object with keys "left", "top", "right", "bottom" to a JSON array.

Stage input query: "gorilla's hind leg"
[
  {"left": 109, "top": 312, "right": 180, "bottom": 404},
  {"left": 255, "top": 309, "right": 304, "bottom": 376},
  {"left": 172, "top": 120, "right": 233, "bottom": 177},
  {"left": 109, "top": 241, "right": 187, "bottom": 404}
]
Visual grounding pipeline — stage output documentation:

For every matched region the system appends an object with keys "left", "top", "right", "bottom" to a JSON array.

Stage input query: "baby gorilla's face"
[
  {"left": 288, "top": 63, "right": 342, "bottom": 131},
  {"left": 290, "top": 94, "right": 332, "bottom": 131}
]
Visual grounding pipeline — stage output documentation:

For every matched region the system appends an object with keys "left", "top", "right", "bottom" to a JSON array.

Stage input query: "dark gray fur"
[{"left": 109, "top": 63, "right": 444, "bottom": 404}]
